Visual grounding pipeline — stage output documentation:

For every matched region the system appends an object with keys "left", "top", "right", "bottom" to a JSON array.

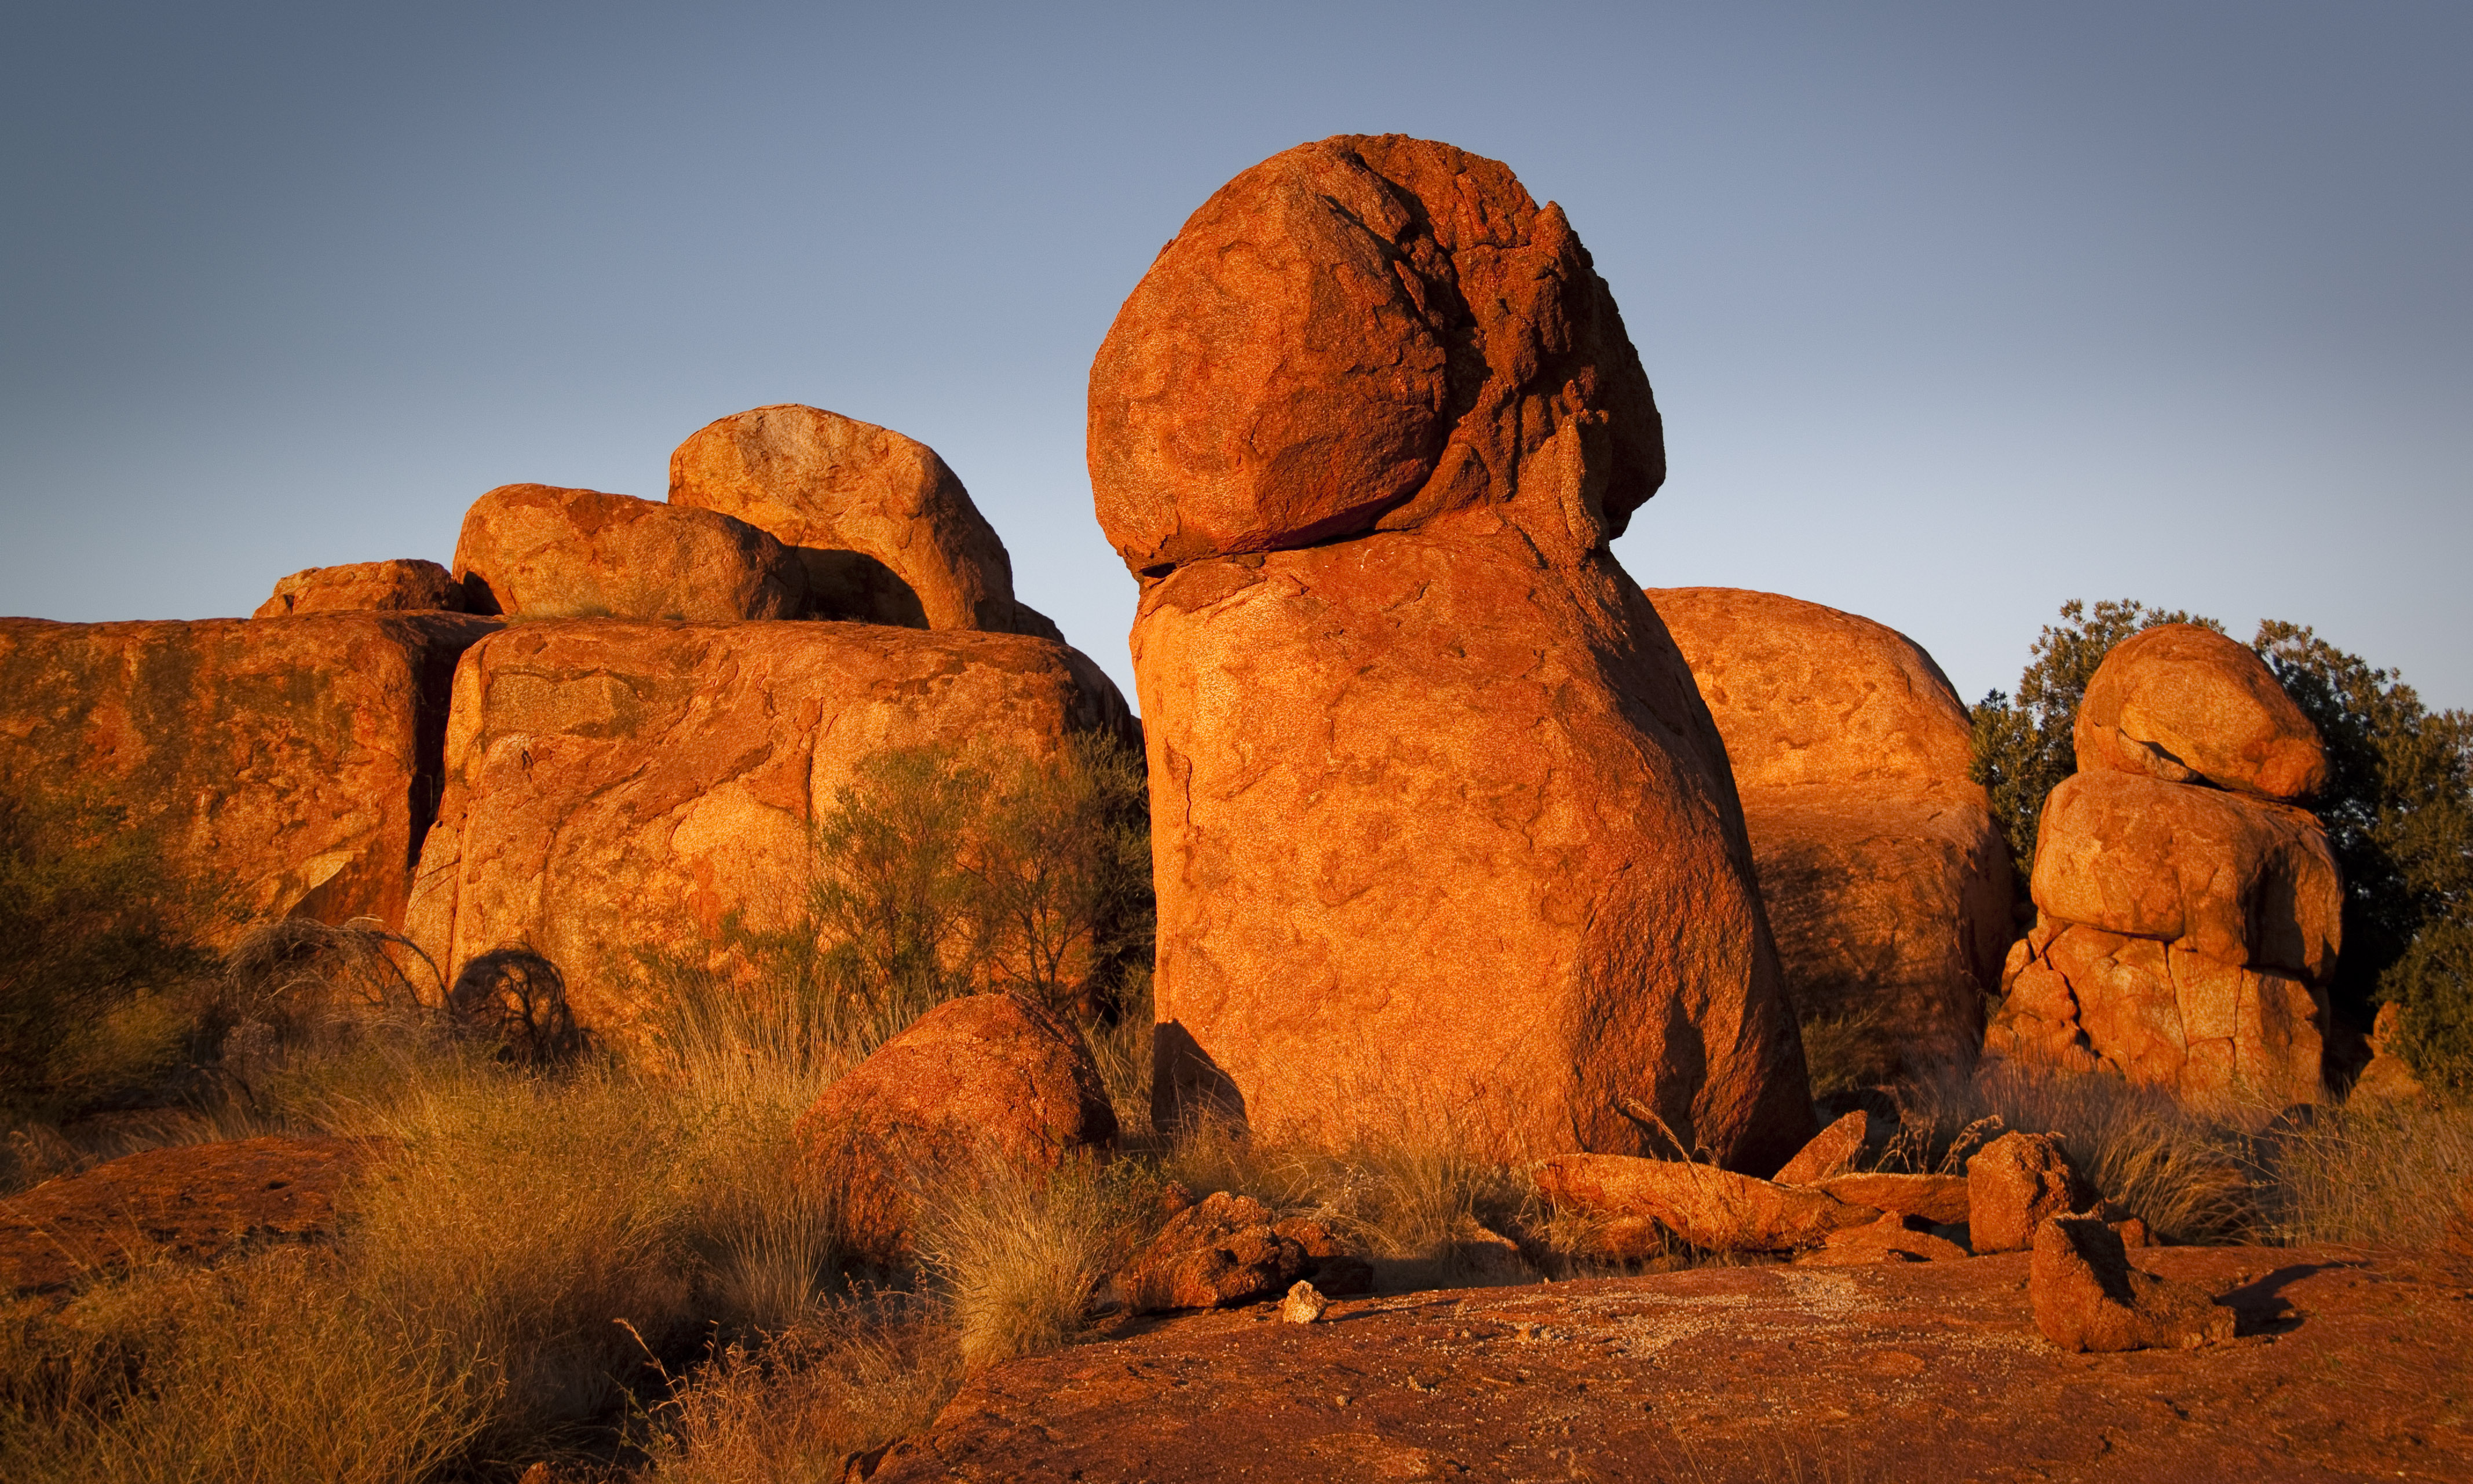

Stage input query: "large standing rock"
[
  {"left": 2074, "top": 624, "right": 2328, "bottom": 802},
  {"left": 669, "top": 404, "right": 1055, "bottom": 637},
  {"left": 452, "top": 483, "right": 805, "bottom": 621},
  {"left": 404, "top": 620, "right": 1133, "bottom": 1038},
  {"left": 790, "top": 993, "right": 1117, "bottom": 1263},
  {"left": 254, "top": 559, "right": 465, "bottom": 617},
  {"left": 1651, "top": 587, "right": 2014, "bottom": 1076},
  {"left": 0, "top": 615, "right": 495, "bottom": 940},
  {"left": 1091, "top": 135, "right": 1810, "bottom": 1169}
]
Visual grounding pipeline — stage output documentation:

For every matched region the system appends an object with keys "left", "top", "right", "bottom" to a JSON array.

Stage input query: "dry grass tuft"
[
  {"left": 916, "top": 1156, "right": 1124, "bottom": 1372},
  {"left": 2254, "top": 1095, "right": 2473, "bottom": 1248}
]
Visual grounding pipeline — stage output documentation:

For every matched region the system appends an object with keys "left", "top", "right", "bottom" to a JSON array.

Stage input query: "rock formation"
[
  {"left": 1650, "top": 587, "right": 2013, "bottom": 1077},
  {"left": 404, "top": 620, "right": 1133, "bottom": 1037},
  {"left": 452, "top": 483, "right": 805, "bottom": 621},
  {"left": 2029, "top": 1212, "right": 2234, "bottom": 1353},
  {"left": 1089, "top": 133, "right": 1810, "bottom": 1169},
  {"left": 1966, "top": 1131, "right": 2091, "bottom": 1254},
  {"left": 1988, "top": 625, "right": 2337, "bottom": 1110},
  {"left": 0, "top": 614, "right": 496, "bottom": 941},
  {"left": 670, "top": 404, "right": 1061, "bottom": 638},
  {"left": 790, "top": 993, "right": 1117, "bottom": 1263},
  {"left": 254, "top": 558, "right": 465, "bottom": 616}
]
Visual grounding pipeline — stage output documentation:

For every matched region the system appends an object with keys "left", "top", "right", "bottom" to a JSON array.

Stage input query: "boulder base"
[{"left": 452, "top": 483, "right": 803, "bottom": 621}]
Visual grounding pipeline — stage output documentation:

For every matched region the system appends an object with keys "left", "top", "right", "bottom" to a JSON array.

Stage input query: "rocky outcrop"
[
  {"left": 0, "top": 614, "right": 496, "bottom": 940},
  {"left": 669, "top": 404, "right": 1052, "bottom": 637},
  {"left": 2030, "top": 1213, "right": 2234, "bottom": 1353},
  {"left": 1092, "top": 134, "right": 1810, "bottom": 1169},
  {"left": 790, "top": 994, "right": 1117, "bottom": 1263},
  {"left": 1650, "top": 587, "right": 2014, "bottom": 1077},
  {"left": 1987, "top": 628, "right": 2337, "bottom": 1110},
  {"left": 254, "top": 559, "right": 465, "bottom": 616},
  {"left": 403, "top": 620, "right": 1132, "bottom": 1038},
  {"left": 1967, "top": 1132, "right": 2091, "bottom": 1255},
  {"left": 452, "top": 483, "right": 805, "bottom": 621}
]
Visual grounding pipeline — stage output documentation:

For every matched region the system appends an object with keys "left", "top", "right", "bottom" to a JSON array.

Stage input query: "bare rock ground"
[{"left": 870, "top": 1246, "right": 2472, "bottom": 1482}]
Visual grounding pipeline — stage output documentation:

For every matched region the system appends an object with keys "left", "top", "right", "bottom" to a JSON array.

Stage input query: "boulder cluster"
[{"left": 1986, "top": 626, "right": 2340, "bottom": 1112}]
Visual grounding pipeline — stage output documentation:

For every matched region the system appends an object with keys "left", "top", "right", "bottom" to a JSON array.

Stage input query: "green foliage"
[
  {"left": 1967, "top": 599, "right": 2220, "bottom": 872},
  {"left": 964, "top": 732, "right": 1153, "bottom": 1021}
]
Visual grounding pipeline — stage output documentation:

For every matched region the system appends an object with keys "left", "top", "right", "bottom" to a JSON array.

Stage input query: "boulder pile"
[
  {"left": 1986, "top": 625, "right": 2339, "bottom": 1111},
  {"left": 1088, "top": 133, "right": 1811, "bottom": 1168}
]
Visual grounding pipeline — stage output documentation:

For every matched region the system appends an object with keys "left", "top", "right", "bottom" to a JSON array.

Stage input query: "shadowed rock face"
[
  {"left": 1091, "top": 135, "right": 1809, "bottom": 1171},
  {"left": 0, "top": 614, "right": 497, "bottom": 941},
  {"left": 1652, "top": 587, "right": 2014, "bottom": 1077},
  {"left": 404, "top": 620, "right": 1132, "bottom": 1040},
  {"left": 452, "top": 483, "right": 805, "bottom": 622}
]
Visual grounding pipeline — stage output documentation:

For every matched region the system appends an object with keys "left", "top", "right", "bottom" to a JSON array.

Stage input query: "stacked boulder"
[
  {"left": 1088, "top": 134, "right": 1811, "bottom": 1168},
  {"left": 1986, "top": 626, "right": 2339, "bottom": 1110},
  {"left": 1651, "top": 588, "right": 2014, "bottom": 1077}
]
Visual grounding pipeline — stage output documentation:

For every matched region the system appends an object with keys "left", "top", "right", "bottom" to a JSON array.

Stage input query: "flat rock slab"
[
  {"left": 0, "top": 1135, "right": 372, "bottom": 1298},
  {"left": 871, "top": 1246, "right": 2472, "bottom": 1483}
]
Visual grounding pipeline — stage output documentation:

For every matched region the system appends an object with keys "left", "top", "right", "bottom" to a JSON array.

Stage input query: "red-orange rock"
[
  {"left": 1966, "top": 1132, "right": 2091, "bottom": 1255},
  {"left": 1101, "top": 138, "right": 1808, "bottom": 1170},
  {"left": 404, "top": 621, "right": 1133, "bottom": 1037},
  {"left": 669, "top": 405, "right": 1048, "bottom": 636},
  {"left": 1799, "top": 1211, "right": 1971, "bottom": 1265},
  {"left": 452, "top": 483, "right": 803, "bottom": 621},
  {"left": 2031, "top": 770, "right": 2340, "bottom": 981},
  {"left": 1811, "top": 1172, "right": 1972, "bottom": 1227},
  {"left": 2074, "top": 624, "right": 2328, "bottom": 802},
  {"left": 1533, "top": 1154, "right": 1879, "bottom": 1253},
  {"left": 1772, "top": 1110, "right": 1868, "bottom": 1186},
  {"left": 0, "top": 614, "right": 495, "bottom": 940},
  {"left": 1116, "top": 1191, "right": 1309, "bottom": 1313},
  {"left": 254, "top": 558, "right": 464, "bottom": 617},
  {"left": 1986, "top": 922, "right": 2329, "bottom": 1110},
  {"left": 2030, "top": 1213, "right": 2233, "bottom": 1353},
  {"left": 0, "top": 1136, "right": 376, "bottom": 1297},
  {"left": 790, "top": 994, "right": 1117, "bottom": 1264}
]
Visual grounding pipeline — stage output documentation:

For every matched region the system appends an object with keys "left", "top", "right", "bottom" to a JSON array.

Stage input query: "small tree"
[
  {"left": 807, "top": 747, "right": 991, "bottom": 1033},
  {"left": 965, "top": 732, "right": 1152, "bottom": 1021}
]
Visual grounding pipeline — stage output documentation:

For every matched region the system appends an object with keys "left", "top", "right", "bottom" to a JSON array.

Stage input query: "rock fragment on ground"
[
  {"left": 1773, "top": 1110, "right": 1869, "bottom": 1185},
  {"left": 2030, "top": 1212, "right": 2234, "bottom": 1353},
  {"left": 1535, "top": 1153, "right": 1879, "bottom": 1253},
  {"left": 1117, "top": 1191, "right": 1307, "bottom": 1312},
  {"left": 1967, "top": 1132, "right": 2092, "bottom": 1254}
]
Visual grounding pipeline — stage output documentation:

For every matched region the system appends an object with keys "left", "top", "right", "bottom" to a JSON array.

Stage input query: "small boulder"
[
  {"left": 2073, "top": 624, "right": 2328, "bottom": 802},
  {"left": 1968, "top": 1132, "right": 2093, "bottom": 1255},
  {"left": 255, "top": 558, "right": 464, "bottom": 616},
  {"left": 1811, "top": 1172, "right": 1971, "bottom": 1228},
  {"left": 1774, "top": 1110, "right": 1870, "bottom": 1186},
  {"left": 789, "top": 995, "right": 1117, "bottom": 1263},
  {"left": 1796, "top": 1211, "right": 1971, "bottom": 1266},
  {"left": 1118, "top": 1191, "right": 1307, "bottom": 1313},
  {"left": 1534, "top": 1154, "right": 1879, "bottom": 1253},
  {"left": 2031, "top": 1213, "right": 2234, "bottom": 1353},
  {"left": 1281, "top": 1280, "right": 1329, "bottom": 1324},
  {"left": 452, "top": 483, "right": 805, "bottom": 621}
]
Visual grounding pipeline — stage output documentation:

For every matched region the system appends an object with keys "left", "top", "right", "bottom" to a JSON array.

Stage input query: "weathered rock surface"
[
  {"left": 1771, "top": 1110, "right": 1868, "bottom": 1186},
  {"left": 790, "top": 994, "right": 1116, "bottom": 1263},
  {"left": 2030, "top": 770, "right": 2342, "bottom": 981},
  {"left": 1810, "top": 1171, "right": 1971, "bottom": 1227},
  {"left": 0, "top": 614, "right": 496, "bottom": 939},
  {"left": 1116, "top": 1191, "right": 1309, "bottom": 1313},
  {"left": 1, "top": 1136, "right": 376, "bottom": 1298},
  {"left": 254, "top": 558, "right": 465, "bottom": 617},
  {"left": 1798, "top": 1210, "right": 1971, "bottom": 1265},
  {"left": 864, "top": 1248, "right": 2467, "bottom": 1482},
  {"left": 669, "top": 404, "right": 1047, "bottom": 636},
  {"left": 1967, "top": 1132, "right": 2092, "bottom": 1255},
  {"left": 1652, "top": 587, "right": 2014, "bottom": 1076},
  {"left": 1533, "top": 1154, "right": 1879, "bottom": 1253},
  {"left": 2075, "top": 624, "right": 2329, "bottom": 802},
  {"left": 452, "top": 483, "right": 804, "bottom": 621},
  {"left": 404, "top": 620, "right": 1133, "bottom": 1036},
  {"left": 1098, "top": 136, "right": 1809, "bottom": 1169},
  {"left": 2031, "top": 1213, "right": 2235, "bottom": 1353}
]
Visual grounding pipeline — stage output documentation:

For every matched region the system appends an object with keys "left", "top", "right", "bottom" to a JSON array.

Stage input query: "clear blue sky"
[{"left": 5, "top": 2, "right": 2467, "bottom": 713}]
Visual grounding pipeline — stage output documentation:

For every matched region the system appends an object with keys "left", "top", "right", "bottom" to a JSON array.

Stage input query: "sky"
[{"left": 5, "top": 1, "right": 2468, "bottom": 714}]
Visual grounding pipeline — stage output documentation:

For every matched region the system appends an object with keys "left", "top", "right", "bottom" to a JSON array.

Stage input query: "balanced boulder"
[
  {"left": 670, "top": 404, "right": 1056, "bottom": 637},
  {"left": 1652, "top": 587, "right": 2012, "bottom": 1077},
  {"left": 0, "top": 613, "right": 495, "bottom": 940},
  {"left": 404, "top": 620, "right": 1132, "bottom": 1038},
  {"left": 1092, "top": 134, "right": 1810, "bottom": 1168},
  {"left": 2074, "top": 624, "right": 2328, "bottom": 802},
  {"left": 790, "top": 993, "right": 1117, "bottom": 1263},
  {"left": 452, "top": 483, "right": 804, "bottom": 621},
  {"left": 254, "top": 558, "right": 464, "bottom": 617}
]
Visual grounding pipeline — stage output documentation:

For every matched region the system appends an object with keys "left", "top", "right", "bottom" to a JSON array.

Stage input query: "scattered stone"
[
  {"left": 1652, "top": 587, "right": 2014, "bottom": 1076},
  {"left": 1281, "top": 1280, "right": 1329, "bottom": 1324},
  {"left": 2073, "top": 623, "right": 2329, "bottom": 802},
  {"left": 1098, "top": 134, "right": 1811, "bottom": 1168},
  {"left": 1967, "top": 1133, "right": 2092, "bottom": 1255},
  {"left": 2030, "top": 1213, "right": 2234, "bottom": 1353},
  {"left": 1803, "top": 1211, "right": 1971, "bottom": 1265},
  {"left": 1811, "top": 1172, "right": 1971, "bottom": 1228},
  {"left": 789, "top": 995, "right": 1117, "bottom": 1264},
  {"left": 1117, "top": 1192, "right": 1307, "bottom": 1313},
  {"left": 1774, "top": 1111, "right": 1870, "bottom": 1186},
  {"left": 1535, "top": 1153, "right": 1878, "bottom": 1253},
  {"left": 254, "top": 558, "right": 465, "bottom": 616},
  {"left": 452, "top": 483, "right": 805, "bottom": 621}
]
